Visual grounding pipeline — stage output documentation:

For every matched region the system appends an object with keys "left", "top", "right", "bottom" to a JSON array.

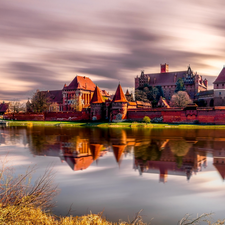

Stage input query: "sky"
[{"left": 1, "top": 0, "right": 225, "bottom": 101}]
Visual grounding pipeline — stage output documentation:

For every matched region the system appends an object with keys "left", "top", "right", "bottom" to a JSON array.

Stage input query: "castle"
[
  {"left": 135, "top": 63, "right": 208, "bottom": 101},
  {"left": 4, "top": 65, "right": 225, "bottom": 124}
]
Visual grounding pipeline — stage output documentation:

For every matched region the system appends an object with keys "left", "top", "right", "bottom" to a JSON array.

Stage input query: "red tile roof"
[
  {"left": 64, "top": 76, "right": 96, "bottom": 91},
  {"left": 157, "top": 96, "right": 170, "bottom": 108},
  {"left": 41, "top": 90, "right": 63, "bottom": 104},
  {"left": 90, "top": 86, "right": 105, "bottom": 104},
  {"left": 101, "top": 90, "right": 110, "bottom": 97},
  {"left": 113, "top": 84, "right": 128, "bottom": 103},
  {"left": 128, "top": 102, "right": 137, "bottom": 106},
  {"left": 213, "top": 67, "right": 225, "bottom": 84},
  {"left": 139, "top": 71, "right": 187, "bottom": 86}
]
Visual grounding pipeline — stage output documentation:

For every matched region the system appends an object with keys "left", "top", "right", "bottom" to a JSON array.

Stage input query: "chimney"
[
  {"left": 160, "top": 63, "right": 169, "bottom": 73},
  {"left": 203, "top": 79, "right": 208, "bottom": 87}
]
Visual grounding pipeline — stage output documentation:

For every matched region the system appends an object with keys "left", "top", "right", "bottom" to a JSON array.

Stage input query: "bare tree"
[
  {"left": 7, "top": 101, "right": 26, "bottom": 113},
  {"left": 49, "top": 102, "right": 59, "bottom": 112},
  {"left": 170, "top": 91, "right": 192, "bottom": 107},
  {"left": 31, "top": 90, "right": 51, "bottom": 113}
]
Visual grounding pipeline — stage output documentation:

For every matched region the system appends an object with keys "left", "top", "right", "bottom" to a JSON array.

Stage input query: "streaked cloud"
[{"left": 1, "top": 0, "right": 225, "bottom": 100}]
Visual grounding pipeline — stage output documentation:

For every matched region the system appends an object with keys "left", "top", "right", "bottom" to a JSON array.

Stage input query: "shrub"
[{"left": 142, "top": 116, "right": 151, "bottom": 123}]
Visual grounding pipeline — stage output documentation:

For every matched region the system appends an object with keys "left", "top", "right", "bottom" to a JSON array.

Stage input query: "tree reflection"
[
  {"left": 169, "top": 140, "right": 192, "bottom": 157},
  {"left": 134, "top": 141, "right": 161, "bottom": 162}
]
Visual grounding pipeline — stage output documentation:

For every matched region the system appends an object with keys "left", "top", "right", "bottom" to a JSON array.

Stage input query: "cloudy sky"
[{"left": 1, "top": 0, "right": 225, "bottom": 101}]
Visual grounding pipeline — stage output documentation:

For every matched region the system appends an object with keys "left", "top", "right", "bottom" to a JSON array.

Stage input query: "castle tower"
[
  {"left": 160, "top": 63, "right": 169, "bottom": 73},
  {"left": 90, "top": 86, "right": 105, "bottom": 121},
  {"left": 111, "top": 84, "right": 128, "bottom": 121}
]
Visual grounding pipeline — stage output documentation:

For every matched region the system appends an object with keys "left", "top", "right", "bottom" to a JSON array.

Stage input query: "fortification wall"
[
  {"left": 3, "top": 111, "right": 90, "bottom": 121},
  {"left": 3, "top": 113, "right": 44, "bottom": 121},
  {"left": 4, "top": 107, "right": 225, "bottom": 124},
  {"left": 45, "top": 111, "right": 89, "bottom": 121},
  {"left": 127, "top": 107, "right": 225, "bottom": 124}
]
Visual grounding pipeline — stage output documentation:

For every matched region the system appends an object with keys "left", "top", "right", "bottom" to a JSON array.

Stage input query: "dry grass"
[
  {"left": 178, "top": 213, "right": 225, "bottom": 225},
  {"left": 0, "top": 157, "right": 58, "bottom": 212},
  {"left": 0, "top": 206, "right": 147, "bottom": 225}
]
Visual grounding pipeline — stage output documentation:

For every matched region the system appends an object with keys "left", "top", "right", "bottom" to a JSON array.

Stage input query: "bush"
[{"left": 142, "top": 116, "right": 151, "bottom": 123}]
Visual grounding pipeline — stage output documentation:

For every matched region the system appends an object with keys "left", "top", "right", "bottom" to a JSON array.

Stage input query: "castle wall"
[
  {"left": 111, "top": 102, "right": 128, "bottom": 121},
  {"left": 4, "top": 106, "right": 225, "bottom": 125},
  {"left": 3, "top": 111, "right": 90, "bottom": 121},
  {"left": 127, "top": 107, "right": 225, "bottom": 124},
  {"left": 3, "top": 113, "right": 45, "bottom": 121},
  {"left": 45, "top": 111, "right": 90, "bottom": 121}
]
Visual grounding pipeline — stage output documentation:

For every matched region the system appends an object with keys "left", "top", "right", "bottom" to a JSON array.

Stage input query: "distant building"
[
  {"left": 135, "top": 64, "right": 208, "bottom": 101},
  {"left": 0, "top": 103, "right": 9, "bottom": 115}
]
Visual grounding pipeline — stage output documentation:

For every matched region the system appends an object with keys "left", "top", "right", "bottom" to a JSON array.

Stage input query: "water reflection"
[
  {"left": 1, "top": 127, "right": 225, "bottom": 181},
  {"left": 134, "top": 139, "right": 207, "bottom": 182}
]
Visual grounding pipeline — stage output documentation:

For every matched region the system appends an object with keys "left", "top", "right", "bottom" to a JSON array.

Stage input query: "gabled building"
[
  {"left": 63, "top": 76, "right": 96, "bottom": 111},
  {"left": 135, "top": 64, "right": 208, "bottom": 101},
  {"left": 37, "top": 75, "right": 96, "bottom": 112}
]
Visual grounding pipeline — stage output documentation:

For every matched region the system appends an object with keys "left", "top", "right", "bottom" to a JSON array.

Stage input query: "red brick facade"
[{"left": 135, "top": 64, "right": 208, "bottom": 101}]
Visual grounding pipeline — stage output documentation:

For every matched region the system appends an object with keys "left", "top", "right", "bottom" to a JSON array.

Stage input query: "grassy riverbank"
[
  {"left": 3, "top": 120, "right": 225, "bottom": 129},
  {"left": 3, "top": 120, "right": 153, "bottom": 128}
]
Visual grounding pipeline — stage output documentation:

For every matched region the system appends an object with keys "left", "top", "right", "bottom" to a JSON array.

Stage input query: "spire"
[
  {"left": 125, "top": 89, "right": 130, "bottom": 96},
  {"left": 90, "top": 86, "right": 105, "bottom": 104},
  {"left": 113, "top": 84, "right": 128, "bottom": 103}
]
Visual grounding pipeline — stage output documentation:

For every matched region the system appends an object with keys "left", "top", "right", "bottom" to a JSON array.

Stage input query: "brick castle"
[{"left": 4, "top": 64, "right": 225, "bottom": 124}]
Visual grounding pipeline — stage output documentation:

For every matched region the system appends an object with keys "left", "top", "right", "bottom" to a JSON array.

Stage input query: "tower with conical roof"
[
  {"left": 90, "top": 86, "right": 105, "bottom": 121},
  {"left": 110, "top": 84, "right": 128, "bottom": 122}
]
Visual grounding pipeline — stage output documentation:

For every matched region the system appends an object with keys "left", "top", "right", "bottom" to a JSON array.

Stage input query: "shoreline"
[{"left": 2, "top": 120, "right": 225, "bottom": 129}]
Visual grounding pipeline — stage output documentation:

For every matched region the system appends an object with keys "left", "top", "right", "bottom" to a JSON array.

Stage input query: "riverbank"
[{"left": 3, "top": 120, "right": 225, "bottom": 129}]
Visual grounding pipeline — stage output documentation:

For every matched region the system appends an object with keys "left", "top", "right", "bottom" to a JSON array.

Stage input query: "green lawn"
[{"left": 4, "top": 120, "right": 225, "bottom": 129}]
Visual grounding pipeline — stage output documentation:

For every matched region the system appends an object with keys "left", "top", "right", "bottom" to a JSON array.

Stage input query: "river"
[{"left": 0, "top": 126, "right": 225, "bottom": 224}]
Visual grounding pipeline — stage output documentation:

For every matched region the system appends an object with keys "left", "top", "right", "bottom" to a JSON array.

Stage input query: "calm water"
[{"left": 1, "top": 126, "right": 225, "bottom": 224}]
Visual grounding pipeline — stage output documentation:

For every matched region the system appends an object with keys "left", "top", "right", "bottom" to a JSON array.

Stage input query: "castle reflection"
[
  {"left": 134, "top": 139, "right": 207, "bottom": 182},
  {"left": 1, "top": 127, "right": 225, "bottom": 181}
]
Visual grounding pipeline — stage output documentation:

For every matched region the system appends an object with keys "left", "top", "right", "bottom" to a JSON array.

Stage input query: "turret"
[
  {"left": 111, "top": 84, "right": 128, "bottom": 121},
  {"left": 90, "top": 86, "right": 105, "bottom": 121}
]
